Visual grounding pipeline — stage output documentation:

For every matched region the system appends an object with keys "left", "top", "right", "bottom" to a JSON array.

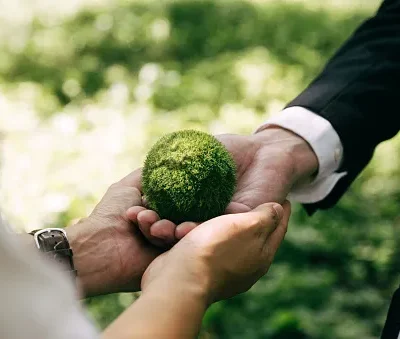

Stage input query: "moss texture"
[{"left": 142, "top": 130, "right": 236, "bottom": 223}]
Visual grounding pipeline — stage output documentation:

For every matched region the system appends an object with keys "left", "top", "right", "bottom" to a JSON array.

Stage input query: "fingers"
[
  {"left": 137, "top": 210, "right": 160, "bottom": 240},
  {"left": 150, "top": 219, "right": 177, "bottom": 246},
  {"left": 141, "top": 195, "right": 149, "bottom": 208},
  {"left": 200, "top": 202, "right": 283, "bottom": 239},
  {"left": 262, "top": 200, "right": 291, "bottom": 256},
  {"left": 248, "top": 202, "right": 284, "bottom": 236},
  {"left": 126, "top": 205, "right": 201, "bottom": 247},
  {"left": 126, "top": 207, "right": 165, "bottom": 246},
  {"left": 126, "top": 206, "right": 146, "bottom": 223},
  {"left": 224, "top": 201, "right": 251, "bottom": 214},
  {"left": 138, "top": 215, "right": 200, "bottom": 247},
  {"left": 175, "top": 221, "right": 200, "bottom": 240}
]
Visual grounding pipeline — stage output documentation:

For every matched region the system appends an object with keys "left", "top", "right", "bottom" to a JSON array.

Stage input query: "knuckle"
[
  {"left": 188, "top": 240, "right": 216, "bottom": 263},
  {"left": 108, "top": 182, "right": 121, "bottom": 193},
  {"left": 262, "top": 207, "right": 280, "bottom": 229},
  {"left": 109, "top": 181, "right": 120, "bottom": 189},
  {"left": 124, "top": 186, "right": 140, "bottom": 196}
]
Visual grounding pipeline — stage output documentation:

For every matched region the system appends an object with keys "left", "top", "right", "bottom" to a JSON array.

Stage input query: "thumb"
[
  {"left": 262, "top": 200, "right": 291, "bottom": 256},
  {"left": 248, "top": 202, "right": 284, "bottom": 236}
]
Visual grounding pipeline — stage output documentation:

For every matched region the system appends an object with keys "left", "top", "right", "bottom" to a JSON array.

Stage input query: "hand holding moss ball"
[{"left": 142, "top": 130, "right": 236, "bottom": 223}]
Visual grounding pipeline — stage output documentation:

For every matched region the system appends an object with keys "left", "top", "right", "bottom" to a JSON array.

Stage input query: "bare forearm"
[
  {"left": 103, "top": 284, "right": 208, "bottom": 339},
  {"left": 66, "top": 220, "right": 121, "bottom": 297}
]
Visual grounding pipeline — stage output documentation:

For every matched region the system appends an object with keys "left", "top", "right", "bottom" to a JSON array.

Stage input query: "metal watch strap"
[{"left": 29, "top": 228, "right": 77, "bottom": 277}]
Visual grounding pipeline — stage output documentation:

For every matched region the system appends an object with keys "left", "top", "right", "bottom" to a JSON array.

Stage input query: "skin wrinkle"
[
  {"left": 261, "top": 213, "right": 279, "bottom": 250},
  {"left": 256, "top": 127, "right": 317, "bottom": 185},
  {"left": 80, "top": 196, "right": 141, "bottom": 292},
  {"left": 216, "top": 134, "right": 258, "bottom": 177},
  {"left": 222, "top": 138, "right": 259, "bottom": 211},
  {"left": 112, "top": 223, "right": 131, "bottom": 287},
  {"left": 70, "top": 224, "right": 116, "bottom": 295},
  {"left": 110, "top": 223, "right": 159, "bottom": 292}
]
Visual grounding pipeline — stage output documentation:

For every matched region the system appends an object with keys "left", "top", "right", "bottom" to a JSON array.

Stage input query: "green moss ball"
[{"left": 142, "top": 130, "right": 236, "bottom": 223}]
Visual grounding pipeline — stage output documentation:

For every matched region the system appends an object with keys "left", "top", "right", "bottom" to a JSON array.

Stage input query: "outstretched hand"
[
  {"left": 103, "top": 201, "right": 291, "bottom": 339},
  {"left": 128, "top": 127, "right": 318, "bottom": 248},
  {"left": 141, "top": 201, "right": 292, "bottom": 302}
]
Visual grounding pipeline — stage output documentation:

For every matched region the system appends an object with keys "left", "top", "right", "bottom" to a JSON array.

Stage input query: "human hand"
[
  {"left": 128, "top": 127, "right": 317, "bottom": 247},
  {"left": 66, "top": 169, "right": 161, "bottom": 297},
  {"left": 141, "top": 201, "right": 291, "bottom": 303},
  {"left": 217, "top": 127, "right": 318, "bottom": 212}
]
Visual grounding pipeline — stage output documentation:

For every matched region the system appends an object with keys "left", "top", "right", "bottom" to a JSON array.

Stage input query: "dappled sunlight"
[
  {"left": 150, "top": 18, "right": 171, "bottom": 41},
  {"left": 0, "top": 86, "right": 153, "bottom": 230}
]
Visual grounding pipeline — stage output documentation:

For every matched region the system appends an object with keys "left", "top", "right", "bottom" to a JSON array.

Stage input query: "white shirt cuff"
[{"left": 257, "top": 106, "right": 347, "bottom": 204}]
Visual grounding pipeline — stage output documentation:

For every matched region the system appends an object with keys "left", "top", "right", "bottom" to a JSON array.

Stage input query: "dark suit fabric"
[
  {"left": 286, "top": 0, "right": 400, "bottom": 214},
  {"left": 285, "top": 1, "right": 400, "bottom": 338}
]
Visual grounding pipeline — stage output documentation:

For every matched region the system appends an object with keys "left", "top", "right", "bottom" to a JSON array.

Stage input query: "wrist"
[
  {"left": 21, "top": 226, "right": 92, "bottom": 296},
  {"left": 21, "top": 228, "right": 83, "bottom": 295},
  {"left": 66, "top": 219, "right": 124, "bottom": 297},
  {"left": 105, "top": 274, "right": 209, "bottom": 339},
  {"left": 143, "top": 281, "right": 210, "bottom": 308},
  {"left": 142, "top": 276, "right": 210, "bottom": 322},
  {"left": 142, "top": 257, "right": 212, "bottom": 307},
  {"left": 253, "top": 126, "right": 319, "bottom": 186}
]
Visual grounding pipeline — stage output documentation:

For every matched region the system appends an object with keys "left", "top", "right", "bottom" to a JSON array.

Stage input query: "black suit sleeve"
[
  {"left": 381, "top": 287, "right": 400, "bottom": 339},
  {"left": 285, "top": 0, "right": 400, "bottom": 214}
]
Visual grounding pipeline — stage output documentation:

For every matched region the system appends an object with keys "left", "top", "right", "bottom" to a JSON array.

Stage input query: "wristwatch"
[{"left": 29, "top": 228, "right": 77, "bottom": 277}]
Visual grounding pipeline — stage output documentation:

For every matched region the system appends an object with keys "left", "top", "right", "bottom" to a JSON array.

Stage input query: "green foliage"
[
  {"left": 3, "top": 0, "right": 395, "bottom": 338},
  {"left": 143, "top": 130, "right": 236, "bottom": 223},
  {"left": 85, "top": 293, "right": 139, "bottom": 330},
  {"left": 0, "top": 0, "right": 371, "bottom": 117}
]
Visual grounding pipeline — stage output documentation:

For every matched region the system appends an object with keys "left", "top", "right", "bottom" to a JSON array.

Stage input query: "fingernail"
[
  {"left": 142, "top": 195, "right": 149, "bottom": 207},
  {"left": 272, "top": 204, "right": 284, "bottom": 222}
]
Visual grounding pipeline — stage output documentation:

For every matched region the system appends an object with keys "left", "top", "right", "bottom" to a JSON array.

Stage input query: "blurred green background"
[{"left": 2, "top": 0, "right": 399, "bottom": 338}]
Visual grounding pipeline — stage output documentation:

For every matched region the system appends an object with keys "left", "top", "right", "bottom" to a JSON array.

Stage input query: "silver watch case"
[{"left": 33, "top": 228, "right": 67, "bottom": 249}]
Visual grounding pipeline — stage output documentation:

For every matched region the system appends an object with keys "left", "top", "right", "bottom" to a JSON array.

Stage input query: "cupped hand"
[
  {"left": 128, "top": 127, "right": 317, "bottom": 248},
  {"left": 141, "top": 201, "right": 291, "bottom": 303},
  {"left": 67, "top": 169, "right": 161, "bottom": 297}
]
